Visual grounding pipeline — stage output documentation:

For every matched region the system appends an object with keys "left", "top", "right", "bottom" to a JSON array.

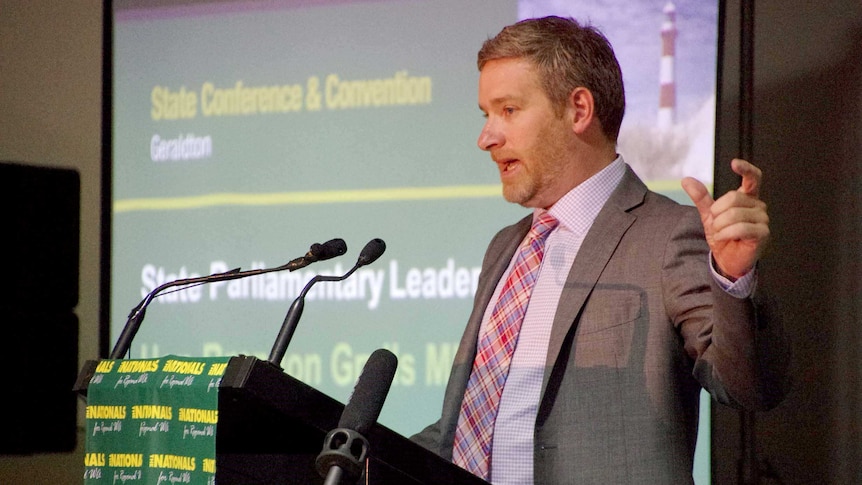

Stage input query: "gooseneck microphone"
[
  {"left": 315, "top": 348, "right": 398, "bottom": 485},
  {"left": 267, "top": 239, "right": 386, "bottom": 366},
  {"left": 109, "top": 238, "right": 347, "bottom": 359},
  {"left": 286, "top": 238, "right": 348, "bottom": 271}
]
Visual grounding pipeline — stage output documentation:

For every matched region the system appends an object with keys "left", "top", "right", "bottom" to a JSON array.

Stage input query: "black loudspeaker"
[
  {"left": 0, "top": 163, "right": 80, "bottom": 309},
  {"left": 0, "top": 162, "right": 80, "bottom": 454},
  {"left": 0, "top": 310, "right": 79, "bottom": 453}
]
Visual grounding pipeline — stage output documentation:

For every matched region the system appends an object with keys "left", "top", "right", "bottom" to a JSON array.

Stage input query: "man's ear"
[{"left": 569, "top": 87, "right": 596, "bottom": 135}]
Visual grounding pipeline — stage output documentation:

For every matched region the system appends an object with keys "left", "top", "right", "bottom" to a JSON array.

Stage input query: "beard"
[
  {"left": 502, "top": 164, "right": 563, "bottom": 206},
  {"left": 499, "top": 121, "right": 572, "bottom": 208}
]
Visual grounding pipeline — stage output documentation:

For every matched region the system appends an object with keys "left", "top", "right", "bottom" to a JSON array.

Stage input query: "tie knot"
[{"left": 531, "top": 212, "right": 558, "bottom": 241}]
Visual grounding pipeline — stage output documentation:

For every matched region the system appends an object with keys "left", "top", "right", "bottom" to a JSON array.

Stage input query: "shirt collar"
[{"left": 535, "top": 156, "right": 627, "bottom": 235}]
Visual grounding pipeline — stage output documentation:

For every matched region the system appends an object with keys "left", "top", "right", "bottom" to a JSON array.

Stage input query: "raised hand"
[{"left": 681, "top": 158, "right": 770, "bottom": 280}]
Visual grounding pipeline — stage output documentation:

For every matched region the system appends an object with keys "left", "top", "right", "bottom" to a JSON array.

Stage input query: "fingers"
[
  {"left": 713, "top": 223, "right": 770, "bottom": 247},
  {"left": 682, "top": 159, "right": 768, "bottom": 241},
  {"left": 700, "top": 159, "right": 766, "bottom": 219},
  {"left": 711, "top": 186, "right": 762, "bottom": 214},
  {"left": 710, "top": 203, "right": 770, "bottom": 242},
  {"left": 731, "top": 158, "right": 762, "bottom": 198},
  {"left": 710, "top": 183, "right": 768, "bottom": 231},
  {"left": 684, "top": 160, "right": 769, "bottom": 278},
  {"left": 681, "top": 177, "right": 714, "bottom": 222}
]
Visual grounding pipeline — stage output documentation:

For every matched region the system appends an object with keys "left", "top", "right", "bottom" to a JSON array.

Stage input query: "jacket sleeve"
[{"left": 665, "top": 209, "right": 791, "bottom": 410}]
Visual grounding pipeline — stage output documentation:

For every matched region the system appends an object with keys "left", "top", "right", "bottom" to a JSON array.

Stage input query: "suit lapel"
[{"left": 540, "top": 167, "right": 648, "bottom": 395}]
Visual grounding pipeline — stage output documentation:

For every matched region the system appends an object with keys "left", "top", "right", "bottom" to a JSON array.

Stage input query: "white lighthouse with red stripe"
[{"left": 658, "top": 2, "right": 677, "bottom": 129}]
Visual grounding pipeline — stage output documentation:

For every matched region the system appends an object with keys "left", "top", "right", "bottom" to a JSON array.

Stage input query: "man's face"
[{"left": 477, "top": 58, "right": 575, "bottom": 209}]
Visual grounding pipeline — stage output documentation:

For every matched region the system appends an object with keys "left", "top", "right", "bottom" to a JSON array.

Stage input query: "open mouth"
[{"left": 500, "top": 158, "right": 520, "bottom": 175}]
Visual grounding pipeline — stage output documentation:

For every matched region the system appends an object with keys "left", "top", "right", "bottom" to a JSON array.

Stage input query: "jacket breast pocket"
[{"left": 572, "top": 286, "right": 645, "bottom": 369}]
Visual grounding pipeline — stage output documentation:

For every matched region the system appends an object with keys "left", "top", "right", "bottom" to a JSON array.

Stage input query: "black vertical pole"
[
  {"left": 739, "top": 0, "right": 754, "bottom": 162},
  {"left": 737, "top": 1, "right": 760, "bottom": 483},
  {"left": 100, "top": 0, "right": 114, "bottom": 358}
]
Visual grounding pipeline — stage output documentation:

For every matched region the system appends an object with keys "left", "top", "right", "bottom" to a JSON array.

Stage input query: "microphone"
[
  {"left": 356, "top": 238, "right": 386, "bottom": 267},
  {"left": 109, "top": 239, "right": 347, "bottom": 359},
  {"left": 315, "top": 348, "right": 398, "bottom": 485},
  {"left": 286, "top": 238, "right": 348, "bottom": 270},
  {"left": 267, "top": 238, "right": 386, "bottom": 366}
]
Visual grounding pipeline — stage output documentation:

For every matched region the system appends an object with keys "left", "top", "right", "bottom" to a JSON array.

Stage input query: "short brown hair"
[{"left": 478, "top": 16, "right": 626, "bottom": 142}]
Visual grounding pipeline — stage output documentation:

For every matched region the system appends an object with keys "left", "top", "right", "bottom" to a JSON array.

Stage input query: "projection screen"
[{"left": 109, "top": 1, "right": 718, "bottom": 482}]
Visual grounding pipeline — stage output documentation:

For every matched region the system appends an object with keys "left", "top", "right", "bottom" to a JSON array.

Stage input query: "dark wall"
[
  {"left": 0, "top": 1, "right": 102, "bottom": 483},
  {"left": 713, "top": 1, "right": 862, "bottom": 483}
]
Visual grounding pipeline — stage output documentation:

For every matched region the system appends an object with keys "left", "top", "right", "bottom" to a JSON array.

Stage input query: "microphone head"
[
  {"left": 357, "top": 238, "right": 386, "bottom": 267},
  {"left": 307, "top": 238, "right": 347, "bottom": 263},
  {"left": 338, "top": 348, "right": 398, "bottom": 435},
  {"left": 317, "top": 238, "right": 347, "bottom": 261}
]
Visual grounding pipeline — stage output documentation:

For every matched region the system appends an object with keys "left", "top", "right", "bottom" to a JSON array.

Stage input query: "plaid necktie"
[{"left": 452, "top": 212, "right": 558, "bottom": 479}]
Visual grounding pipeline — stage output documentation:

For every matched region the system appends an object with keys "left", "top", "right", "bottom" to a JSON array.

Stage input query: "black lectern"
[{"left": 75, "top": 355, "right": 488, "bottom": 485}]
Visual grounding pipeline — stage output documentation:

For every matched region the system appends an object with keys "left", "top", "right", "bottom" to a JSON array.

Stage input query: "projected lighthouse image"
[
  {"left": 659, "top": 2, "right": 678, "bottom": 129},
  {"left": 520, "top": 0, "right": 718, "bottom": 190}
]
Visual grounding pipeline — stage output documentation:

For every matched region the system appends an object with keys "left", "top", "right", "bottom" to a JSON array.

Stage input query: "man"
[{"left": 412, "top": 16, "right": 789, "bottom": 484}]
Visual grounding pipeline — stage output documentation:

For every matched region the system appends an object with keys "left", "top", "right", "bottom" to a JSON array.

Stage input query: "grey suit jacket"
[{"left": 412, "top": 167, "right": 789, "bottom": 484}]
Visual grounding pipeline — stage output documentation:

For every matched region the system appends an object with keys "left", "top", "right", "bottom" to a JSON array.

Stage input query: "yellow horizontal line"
[
  {"left": 648, "top": 179, "right": 683, "bottom": 192},
  {"left": 647, "top": 179, "right": 713, "bottom": 194},
  {"left": 114, "top": 185, "right": 503, "bottom": 213},
  {"left": 113, "top": 180, "right": 708, "bottom": 213}
]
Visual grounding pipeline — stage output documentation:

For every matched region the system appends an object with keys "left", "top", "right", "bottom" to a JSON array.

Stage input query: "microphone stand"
[
  {"left": 268, "top": 239, "right": 385, "bottom": 367},
  {"left": 268, "top": 264, "right": 364, "bottom": 367},
  {"left": 111, "top": 264, "right": 295, "bottom": 359},
  {"left": 110, "top": 239, "right": 347, "bottom": 360}
]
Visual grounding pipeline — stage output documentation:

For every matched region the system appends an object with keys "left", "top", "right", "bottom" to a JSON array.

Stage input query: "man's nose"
[{"left": 477, "top": 120, "right": 502, "bottom": 151}]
